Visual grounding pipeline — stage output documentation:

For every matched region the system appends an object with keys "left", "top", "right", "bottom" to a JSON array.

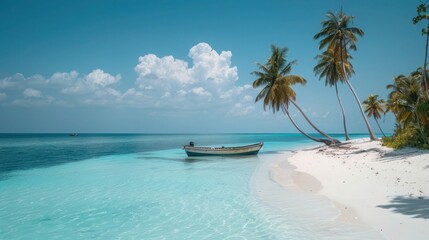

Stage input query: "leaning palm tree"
[
  {"left": 314, "top": 10, "right": 378, "bottom": 140},
  {"left": 314, "top": 49, "right": 354, "bottom": 140},
  {"left": 253, "top": 45, "right": 339, "bottom": 145},
  {"left": 413, "top": 1, "right": 429, "bottom": 97},
  {"left": 363, "top": 95, "right": 386, "bottom": 137}
]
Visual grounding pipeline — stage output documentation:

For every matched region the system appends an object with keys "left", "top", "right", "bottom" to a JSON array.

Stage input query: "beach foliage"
[
  {"left": 383, "top": 71, "right": 429, "bottom": 149},
  {"left": 362, "top": 1, "right": 429, "bottom": 149},
  {"left": 383, "top": 125, "right": 428, "bottom": 149}
]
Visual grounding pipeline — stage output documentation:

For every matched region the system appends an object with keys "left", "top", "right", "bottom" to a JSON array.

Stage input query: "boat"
[
  {"left": 69, "top": 133, "right": 78, "bottom": 137},
  {"left": 183, "top": 142, "right": 263, "bottom": 157}
]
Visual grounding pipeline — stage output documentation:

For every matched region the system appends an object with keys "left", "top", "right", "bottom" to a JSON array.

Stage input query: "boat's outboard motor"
[{"left": 189, "top": 141, "right": 194, "bottom": 146}]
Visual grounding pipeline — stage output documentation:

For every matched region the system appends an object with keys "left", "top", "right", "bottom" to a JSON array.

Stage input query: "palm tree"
[
  {"left": 363, "top": 95, "right": 386, "bottom": 137},
  {"left": 314, "top": 49, "right": 354, "bottom": 140},
  {"left": 252, "top": 45, "right": 339, "bottom": 145},
  {"left": 387, "top": 75, "right": 425, "bottom": 133},
  {"left": 396, "top": 76, "right": 424, "bottom": 132},
  {"left": 386, "top": 75, "right": 407, "bottom": 123},
  {"left": 314, "top": 10, "right": 378, "bottom": 140},
  {"left": 411, "top": 66, "right": 429, "bottom": 93},
  {"left": 413, "top": 1, "right": 429, "bottom": 97}
]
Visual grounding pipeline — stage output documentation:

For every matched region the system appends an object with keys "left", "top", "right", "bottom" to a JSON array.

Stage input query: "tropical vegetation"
[
  {"left": 252, "top": 2, "right": 429, "bottom": 149},
  {"left": 383, "top": 72, "right": 429, "bottom": 149},
  {"left": 382, "top": 2, "right": 429, "bottom": 149}
]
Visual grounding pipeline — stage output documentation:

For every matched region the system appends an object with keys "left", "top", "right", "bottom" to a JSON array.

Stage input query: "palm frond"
[{"left": 251, "top": 45, "right": 304, "bottom": 114}]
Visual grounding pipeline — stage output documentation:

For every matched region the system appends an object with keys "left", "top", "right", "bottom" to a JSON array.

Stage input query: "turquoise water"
[{"left": 0, "top": 134, "right": 367, "bottom": 239}]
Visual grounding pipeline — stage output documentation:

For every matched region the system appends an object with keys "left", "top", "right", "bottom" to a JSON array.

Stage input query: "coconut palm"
[
  {"left": 363, "top": 95, "right": 386, "bottom": 137},
  {"left": 314, "top": 49, "right": 354, "bottom": 140},
  {"left": 253, "top": 45, "right": 339, "bottom": 145},
  {"left": 396, "top": 76, "right": 424, "bottom": 131},
  {"left": 314, "top": 10, "right": 378, "bottom": 140},
  {"left": 387, "top": 75, "right": 426, "bottom": 132},
  {"left": 411, "top": 66, "right": 429, "bottom": 93},
  {"left": 386, "top": 75, "right": 408, "bottom": 121},
  {"left": 413, "top": 1, "right": 429, "bottom": 97}
]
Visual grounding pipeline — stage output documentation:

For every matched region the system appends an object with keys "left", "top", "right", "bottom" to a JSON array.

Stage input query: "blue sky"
[{"left": 0, "top": 0, "right": 424, "bottom": 133}]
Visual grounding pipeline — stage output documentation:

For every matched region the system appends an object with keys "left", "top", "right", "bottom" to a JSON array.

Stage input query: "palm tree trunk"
[
  {"left": 414, "top": 110, "right": 425, "bottom": 139},
  {"left": 289, "top": 99, "right": 340, "bottom": 144},
  {"left": 335, "top": 82, "right": 351, "bottom": 140},
  {"left": 283, "top": 105, "right": 333, "bottom": 145},
  {"left": 423, "top": 22, "right": 429, "bottom": 98},
  {"left": 374, "top": 118, "right": 386, "bottom": 137},
  {"left": 339, "top": 43, "right": 377, "bottom": 141},
  {"left": 344, "top": 79, "right": 378, "bottom": 140}
]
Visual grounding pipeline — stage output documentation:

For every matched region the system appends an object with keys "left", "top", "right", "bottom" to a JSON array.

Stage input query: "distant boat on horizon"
[
  {"left": 183, "top": 142, "right": 263, "bottom": 157},
  {"left": 69, "top": 133, "right": 78, "bottom": 137}
]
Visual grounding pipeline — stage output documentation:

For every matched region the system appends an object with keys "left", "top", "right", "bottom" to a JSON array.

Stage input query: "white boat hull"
[{"left": 183, "top": 143, "right": 263, "bottom": 157}]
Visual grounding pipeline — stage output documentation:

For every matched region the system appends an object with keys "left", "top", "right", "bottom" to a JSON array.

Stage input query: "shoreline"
[
  {"left": 284, "top": 138, "right": 429, "bottom": 239},
  {"left": 251, "top": 149, "right": 382, "bottom": 239},
  {"left": 252, "top": 138, "right": 429, "bottom": 239}
]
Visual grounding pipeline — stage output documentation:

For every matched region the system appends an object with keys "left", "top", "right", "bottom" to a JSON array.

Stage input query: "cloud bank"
[{"left": 0, "top": 43, "right": 254, "bottom": 115}]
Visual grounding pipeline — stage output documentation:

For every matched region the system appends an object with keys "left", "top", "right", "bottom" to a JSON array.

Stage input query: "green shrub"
[{"left": 382, "top": 125, "right": 429, "bottom": 149}]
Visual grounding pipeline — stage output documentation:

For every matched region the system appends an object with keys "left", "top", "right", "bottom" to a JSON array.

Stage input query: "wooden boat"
[{"left": 183, "top": 142, "right": 263, "bottom": 157}]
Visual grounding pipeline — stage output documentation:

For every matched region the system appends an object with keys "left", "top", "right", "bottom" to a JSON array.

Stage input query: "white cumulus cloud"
[
  {"left": 61, "top": 69, "right": 122, "bottom": 96},
  {"left": 48, "top": 71, "right": 79, "bottom": 85},
  {"left": 0, "top": 73, "right": 23, "bottom": 89},
  {"left": 86, "top": 69, "right": 121, "bottom": 87},
  {"left": 0, "top": 43, "right": 256, "bottom": 114},
  {"left": 190, "top": 87, "right": 211, "bottom": 97},
  {"left": 122, "top": 88, "right": 143, "bottom": 99},
  {"left": 220, "top": 84, "right": 252, "bottom": 99},
  {"left": 135, "top": 43, "right": 238, "bottom": 89},
  {"left": 23, "top": 88, "right": 42, "bottom": 98},
  {"left": 229, "top": 103, "right": 255, "bottom": 116},
  {"left": 0, "top": 69, "right": 126, "bottom": 107},
  {"left": 134, "top": 42, "right": 244, "bottom": 109},
  {"left": 12, "top": 95, "right": 57, "bottom": 107},
  {"left": 188, "top": 43, "right": 238, "bottom": 85},
  {"left": 135, "top": 54, "right": 192, "bottom": 85},
  {"left": 243, "top": 95, "right": 252, "bottom": 102},
  {"left": 0, "top": 73, "right": 45, "bottom": 89}
]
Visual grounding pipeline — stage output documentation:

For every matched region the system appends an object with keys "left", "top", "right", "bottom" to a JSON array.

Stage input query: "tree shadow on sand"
[
  {"left": 330, "top": 143, "right": 425, "bottom": 163},
  {"left": 377, "top": 196, "right": 429, "bottom": 219},
  {"left": 378, "top": 149, "right": 423, "bottom": 162}
]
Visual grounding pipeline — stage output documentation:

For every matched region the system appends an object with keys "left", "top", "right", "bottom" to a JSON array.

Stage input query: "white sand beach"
[
  {"left": 284, "top": 139, "right": 429, "bottom": 239},
  {"left": 252, "top": 138, "right": 429, "bottom": 239}
]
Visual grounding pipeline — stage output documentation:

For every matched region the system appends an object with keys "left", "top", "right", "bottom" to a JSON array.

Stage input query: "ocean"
[{"left": 0, "top": 133, "right": 370, "bottom": 239}]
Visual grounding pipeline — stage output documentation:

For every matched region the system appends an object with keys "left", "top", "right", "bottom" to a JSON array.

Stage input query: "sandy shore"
[
  {"left": 252, "top": 151, "right": 382, "bottom": 239},
  {"left": 287, "top": 138, "right": 429, "bottom": 239}
]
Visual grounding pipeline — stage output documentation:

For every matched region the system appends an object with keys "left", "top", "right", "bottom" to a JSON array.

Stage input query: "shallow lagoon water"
[{"left": 0, "top": 134, "right": 368, "bottom": 239}]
